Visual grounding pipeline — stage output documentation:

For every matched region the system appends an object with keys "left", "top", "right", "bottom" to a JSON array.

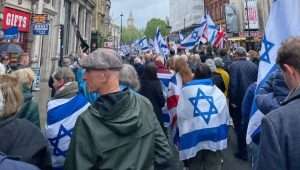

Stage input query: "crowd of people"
[{"left": 0, "top": 37, "right": 300, "bottom": 170}]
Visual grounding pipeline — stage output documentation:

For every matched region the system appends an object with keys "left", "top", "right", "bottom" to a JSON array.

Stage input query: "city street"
[
  {"left": 2, "top": 0, "right": 299, "bottom": 169},
  {"left": 168, "top": 128, "right": 251, "bottom": 170}
]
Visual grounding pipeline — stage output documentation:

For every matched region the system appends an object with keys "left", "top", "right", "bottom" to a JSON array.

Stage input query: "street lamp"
[
  {"left": 120, "top": 13, "right": 124, "bottom": 46},
  {"left": 184, "top": 18, "right": 186, "bottom": 33},
  {"left": 245, "top": 0, "right": 251, "bottom": 37}
]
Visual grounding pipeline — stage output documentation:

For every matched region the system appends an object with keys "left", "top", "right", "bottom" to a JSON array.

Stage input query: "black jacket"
[
  {"left": 139, "top": 80, "right": 165, "bottom": 124},
  {"left": 0, "top": 116, "right": 51, "bottom": 170}
]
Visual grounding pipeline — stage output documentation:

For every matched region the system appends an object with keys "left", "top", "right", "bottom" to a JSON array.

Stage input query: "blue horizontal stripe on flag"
[
  {"left": 160, "top": 44, "right": 168, "bottom": 49},
  {"left": 184, "top": 79, "right": 214, "bottom": 88},
  {"left": 208, "top": 25, "right": 217, "bottom": 29},
  {"left": 181, "top": 41, "right": 197, "bottom": 48},
  {"left": 53, "top": 167, "right": 64, "bottom": 170},
  {"left": 179, "top": 124, "right": 228, "bottom": 150},
  {"left": 161, "top": 113, "right": 170, "bottom": 123},
  {"left": 47, "top": 94, "right": 88, "bottom": 125}
]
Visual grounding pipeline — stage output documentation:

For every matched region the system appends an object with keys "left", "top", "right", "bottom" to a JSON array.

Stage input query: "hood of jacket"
[
  {"left": 90, "top": 89, "right": 142, "bottom": 135},
  {"left": 22, "top": 85, "right": 33, "bottom": 103},
  {"left": 54, "top": 81, "right": 78, "bottom": 99},
  {"left": 282, "top": 86, "right": 300, "bottom": 105}
]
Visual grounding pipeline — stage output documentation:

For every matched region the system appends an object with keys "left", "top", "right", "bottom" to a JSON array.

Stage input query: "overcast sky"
[{"left": 111, "top": 0, "right": 169, "bottom": 29}]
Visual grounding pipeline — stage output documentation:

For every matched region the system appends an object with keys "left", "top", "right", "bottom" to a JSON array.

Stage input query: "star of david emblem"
[
  {"left": 192, "top": 31, "right": 198, "bottom": 40},
  {"left": 139, "top": 41, "right": 144, "bottom": 47},
  {"left": 189, "top": 88, "right": 218, "bottom": 124},
  {"left": 260, "top": 35, "right": 274, "bottom": 64},
  {"left": 49, "top": 125, "right": 73, "bottom": 157}
]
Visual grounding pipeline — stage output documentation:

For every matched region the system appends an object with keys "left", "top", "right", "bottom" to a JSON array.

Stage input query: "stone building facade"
[{"left": 91, "top": 0, "right": 111, "bottom": 48}]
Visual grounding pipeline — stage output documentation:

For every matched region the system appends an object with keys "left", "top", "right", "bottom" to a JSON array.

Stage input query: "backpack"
[{"left": 0, "top": 153, "right": 40, "bottom": 170}]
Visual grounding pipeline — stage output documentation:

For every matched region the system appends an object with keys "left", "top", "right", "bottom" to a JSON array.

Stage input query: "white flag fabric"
[
  {"left": 246, "top": 0, "right": 300, "bottom": 144},
  {"left": 179, "top": 32, "right": 184, "bottom": 42},
  {"left": 46, "top": 94, "right": 90, "bottom": 169},
  {"left": 181, "top": 16, "right": 207, "bottom": 49},
  {"left": 138, "top": 36, "right": 150, "bottom": 52},
  {"left": 157, "top": 72, "right": 175, "bottom": 127},
  {"left": 177, "top": 79, "right": 230, "bottom": 160},
  {"left": 206, "top": 14, "right": 218, "bottom": 43},
  {"left": 167, "top": 73, "right": 183, "bottom": 146},
  {"left": 154, "top": 27, "right": 169, "bottom": 58}
]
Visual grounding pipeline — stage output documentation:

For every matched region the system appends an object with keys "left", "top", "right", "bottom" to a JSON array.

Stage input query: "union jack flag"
[{"left": 167, "top": 73, "right": 183, "bottom": 146}]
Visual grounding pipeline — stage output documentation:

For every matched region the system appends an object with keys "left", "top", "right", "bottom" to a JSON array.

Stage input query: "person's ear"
[{"left": 283, "top": 64, "right": 295, "bottom": 76}]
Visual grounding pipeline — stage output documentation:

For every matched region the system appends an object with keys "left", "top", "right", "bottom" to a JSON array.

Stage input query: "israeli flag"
[
  {"left": 246, "top": 0, "right": 300, "bottom": 144},
  {"left": 149, "top": 38, "right": 154, "bottom": 49},
  {"left": 46, "top": 94, "right": 90, "bottom": 169},
  {"left": 206, "top": 14, "right": 218, "bottom": 43},
  {"left": 181, "top": 20, "right": 206, "bottom": 50},
  {"left": 179, "top": 32, "right": 184, "bottom": 42},
  {"left": 154, "top": 27, "right": 169, "bottom": 58},
  {"left": 120, "top": 45, "right": 130, "bottom": 56},
  {"left": 138, "top": 37, "right": 150, "bottom": 52},
  {"left": 177, "top": 79, "right": 230, "bottom": 160}
]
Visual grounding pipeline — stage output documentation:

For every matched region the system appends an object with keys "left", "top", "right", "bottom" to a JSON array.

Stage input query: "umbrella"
[{"left": 0, "top": 43, "right": 24, "bottom": 54}]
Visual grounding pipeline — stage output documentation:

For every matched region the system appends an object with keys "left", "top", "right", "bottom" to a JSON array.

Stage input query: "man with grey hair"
[
  {"left": 229, "top": 46, "right": 258, "bottom": 160},
  {"left": 64, "top": 48, "right": 172, "bottom": 170}
]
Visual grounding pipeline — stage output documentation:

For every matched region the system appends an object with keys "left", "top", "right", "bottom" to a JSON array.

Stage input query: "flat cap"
[{"left": 79, "top": 48, "right": 122, "bottom": 70}]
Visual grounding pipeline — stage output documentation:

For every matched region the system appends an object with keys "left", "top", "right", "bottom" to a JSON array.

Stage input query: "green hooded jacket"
[
  {"left": 17, "top": 85, "right": 40, "bottom": 127},
  {"left": 64, "top": 89, "right": 172, "bottom": 170}
]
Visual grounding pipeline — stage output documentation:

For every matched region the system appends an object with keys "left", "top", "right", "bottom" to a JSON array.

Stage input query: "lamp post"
[
  {"left": 120, "top": 13, "right": 124, "bottom": 45},
  {"left": 245, "top": 0, "right": 251, "bottom": 37},
  {"left": 184, "top": 18, "right": 186, "bottom": 33}
]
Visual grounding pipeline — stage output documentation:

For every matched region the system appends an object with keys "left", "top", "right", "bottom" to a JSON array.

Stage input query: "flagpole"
[{"left": 120, "top": 13, "right": 124, "bottom": 46}]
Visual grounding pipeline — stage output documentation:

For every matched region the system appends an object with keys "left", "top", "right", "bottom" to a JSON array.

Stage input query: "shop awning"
[{"left": 228, "top": 37, "right": 247, "bottom": 41}]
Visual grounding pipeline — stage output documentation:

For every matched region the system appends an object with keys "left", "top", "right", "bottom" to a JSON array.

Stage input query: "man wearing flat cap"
[{"left": 64, "top": 48, "right": 172, "bottom": 170}]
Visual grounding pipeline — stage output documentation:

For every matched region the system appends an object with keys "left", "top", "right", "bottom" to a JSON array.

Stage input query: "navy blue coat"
[
  {"left": 256, "top": 68, "right": 289, "bottom": 114},
  {"left": 229, "top": 58, "right": 258, "bottom": 107}
]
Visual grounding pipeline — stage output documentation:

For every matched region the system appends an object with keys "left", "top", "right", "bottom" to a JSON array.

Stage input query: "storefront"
[
  {"left": 228, "top": 31, "right": 263, "bottom": 51},
  {"left": 1, "top": 7, "right": 32, "bottom": 53}
]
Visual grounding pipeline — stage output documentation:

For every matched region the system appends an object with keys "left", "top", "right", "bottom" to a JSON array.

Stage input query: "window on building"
[{"left": 52, "top": 0, "right": 56, "bottom": 8}]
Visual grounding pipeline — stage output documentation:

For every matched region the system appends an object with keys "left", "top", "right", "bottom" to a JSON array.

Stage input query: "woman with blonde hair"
[
  {"left": 11, "top": 68, "right": 40, "bottom": 127},
  {"left": 0, "top": 75, "right": 51, "bottom": 170},
  {"left": 167, "top": 57, "right": 193, "bottom": 146},
  {"left": 175, "top": 57, "right": 193, "bottom": 84}
]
